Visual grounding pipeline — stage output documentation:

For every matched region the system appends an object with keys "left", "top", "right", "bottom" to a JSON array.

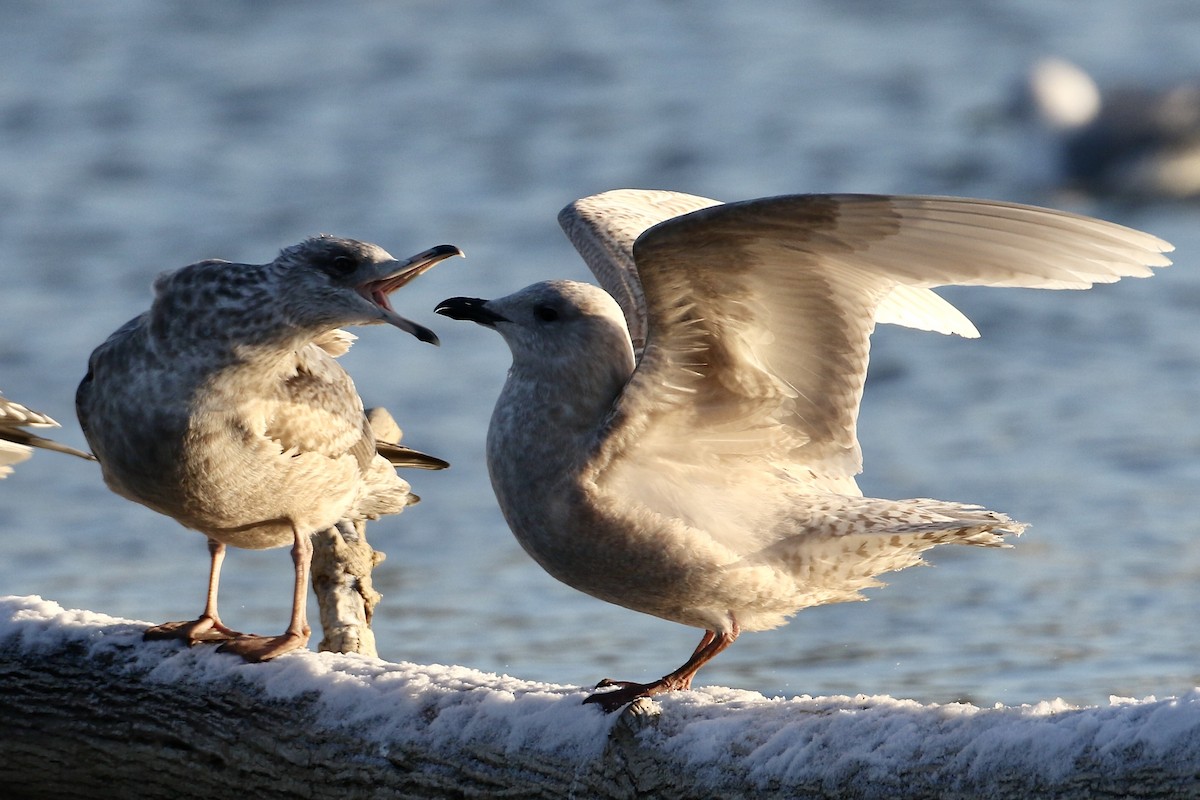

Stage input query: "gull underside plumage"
[
  {"left": 77, "top": 236, "right": 460, "bottom": 662},
  {"left": 437, "top": 188, "right": 1173, "bottom": 711}
]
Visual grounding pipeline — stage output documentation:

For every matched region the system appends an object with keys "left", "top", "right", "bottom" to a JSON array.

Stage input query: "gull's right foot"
[{"left": 584, "top": 678, "right": 673, "bottom": 712}]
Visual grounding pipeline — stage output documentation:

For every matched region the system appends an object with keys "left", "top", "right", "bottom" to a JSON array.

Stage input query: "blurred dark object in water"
[{"left": 1018, "top": 57, "right": 1200, "bottom": 201}]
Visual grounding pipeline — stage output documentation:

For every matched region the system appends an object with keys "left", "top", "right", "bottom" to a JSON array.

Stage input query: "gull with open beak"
[{"left": 78, "top": 235, "right": 461, "bottom": 662}]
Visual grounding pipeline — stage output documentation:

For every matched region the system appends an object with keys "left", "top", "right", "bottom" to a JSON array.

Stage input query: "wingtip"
[{"left": 415, "top": 325, "right": 441, "bottom": 346}]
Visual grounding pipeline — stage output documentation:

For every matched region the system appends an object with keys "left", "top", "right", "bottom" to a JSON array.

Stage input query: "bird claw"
[
  {"left": 593, "top": 678, "right": 640, "bottom": 690},
  {"left": 583, "top": 679, "right": 664, "bottom": 712}
]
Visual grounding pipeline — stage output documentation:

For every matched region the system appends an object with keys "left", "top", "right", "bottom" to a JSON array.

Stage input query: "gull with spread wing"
[
  {"left": 437, "top": 189, "right": 1172, "bottom": 711},
  {"left": 78, "top": 236, "right": 460, "bottom": 662}
]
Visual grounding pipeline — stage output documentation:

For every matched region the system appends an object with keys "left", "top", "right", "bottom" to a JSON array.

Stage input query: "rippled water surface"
[{"left": 3, "top": 1, "right": 1199, "bottom": 706}]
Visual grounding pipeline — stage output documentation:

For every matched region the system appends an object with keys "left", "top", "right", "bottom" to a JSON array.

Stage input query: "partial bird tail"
[
  {"left": 0, "top": 428, "right": 96, "bottom": 462},
  {"left": 365, "top": 407, "right": 449, "bottom": 471},
  {"left": 749, "top": 496, "right": 1024, "bottom": 605},
  {"left": 1, "top": 394, "right": 97, "bottom": 469}
]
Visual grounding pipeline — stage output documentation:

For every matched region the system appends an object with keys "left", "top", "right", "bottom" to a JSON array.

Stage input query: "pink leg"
[
  {"left": 584, "top": 619, "right": 741, "bottom": 712},
  {"left": 218, "top": 526, "right": 312, "bottom": 662},
  {"left": 144, "top": 538, "right": 243, "bottom": 644}
]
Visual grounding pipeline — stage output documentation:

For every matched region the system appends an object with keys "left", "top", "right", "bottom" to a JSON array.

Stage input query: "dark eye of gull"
[
  {"left": 331, "top": 255, "right": 358, "bottom": 275},
  {"left": 533, "top": 305, "right": 559, "bottom": 323}
]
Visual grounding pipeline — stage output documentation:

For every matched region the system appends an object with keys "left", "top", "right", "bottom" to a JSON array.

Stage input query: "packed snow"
[{"left": 3, "top": 594, "right": 1197, "bottom": 792}]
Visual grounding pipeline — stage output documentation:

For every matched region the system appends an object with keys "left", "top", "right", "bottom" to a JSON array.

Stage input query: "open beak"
[
  {"left": 362, "top": 244, "right": 464, "bottom": 344},
  {"left": 434, "top": 296, "right": 508, "bottom": 327}
]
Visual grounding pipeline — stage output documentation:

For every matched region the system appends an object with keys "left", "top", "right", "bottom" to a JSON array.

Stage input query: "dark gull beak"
[
  {"left": 435, "top": 296, "right": 508, "bottom": 327},
  {"left": 363, "top": 245, "right": 464, "bottom": 345}
]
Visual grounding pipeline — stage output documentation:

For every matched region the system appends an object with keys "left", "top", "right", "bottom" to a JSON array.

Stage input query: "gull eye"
[
  {"left": 331, "top": 255, "right": 358, "bottom": 275},
  {"left": 533, "top": 305, "right": 559, "bottom": 323}
]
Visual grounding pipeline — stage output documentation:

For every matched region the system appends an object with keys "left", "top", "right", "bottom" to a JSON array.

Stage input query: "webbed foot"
[
  {"left": 216, "top": 630, "right": 310, "bottom": 663},
  {"left": 144, "top": 616, "right": 243, "bottom": 645},
  {"left": 584, "top": 678, "right": 673, "bottom": 712}
]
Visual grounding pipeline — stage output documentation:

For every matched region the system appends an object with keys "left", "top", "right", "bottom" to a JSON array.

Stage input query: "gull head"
[
  {"left": 436, "top": 280, "right": 635, "bottom": 370},
  {"left": 274, "top": 236, "right": 463, "bottom": 344}
]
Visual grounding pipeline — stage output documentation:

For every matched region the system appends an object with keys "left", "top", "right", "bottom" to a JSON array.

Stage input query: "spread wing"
[
  {"left": 583, "top": 193, "right": 1172, "bottom": 488},
  {"left": 559, "top": 189, "right": 984, "bottom": 351},
  {"left": 560, "top": 189, "right": 723, "bottom": 351}
]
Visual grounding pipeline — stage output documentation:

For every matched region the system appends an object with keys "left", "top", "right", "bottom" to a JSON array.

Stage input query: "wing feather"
[
  {"left": 265, "top": 343, "right": 373, "bottom": 468},
  {"left": 559, "top": 189, "right": 723, "bottom": 351},
  {"left": 585, "top": 192, "right": 1171, "bottom": 488}
]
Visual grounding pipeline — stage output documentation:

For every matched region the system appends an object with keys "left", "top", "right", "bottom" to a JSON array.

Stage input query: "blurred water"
[{"left": 2, "top": 0, "right": 1198, "bottom": 707}]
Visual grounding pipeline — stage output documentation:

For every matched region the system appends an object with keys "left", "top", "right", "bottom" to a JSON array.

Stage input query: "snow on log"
[{"left": 0, "top": 595, "right": 1197, "bottom": 799}]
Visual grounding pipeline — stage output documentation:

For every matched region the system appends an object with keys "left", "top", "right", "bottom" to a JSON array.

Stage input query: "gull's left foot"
[{"left": 144, "top": 616, "right": 243, "bottom": 645}]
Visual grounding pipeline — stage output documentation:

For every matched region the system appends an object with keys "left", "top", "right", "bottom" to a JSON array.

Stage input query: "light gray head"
[
  {"left": 435, "top": 280, "right": 636, "bottom": 371},
  {"left": 151, "top": 236, "right": 462, "bottom": 346},
  {"left": 271, "top": 236, "right": 464, "bottom": 343}
]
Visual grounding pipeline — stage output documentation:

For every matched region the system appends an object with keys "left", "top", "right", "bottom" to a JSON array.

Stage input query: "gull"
[
  {"left": 78, "top": 236, "right": 461, "bottom": 662},
  {"left": 436, "top": 189, "right": 1173, "bottom": 711},
  {"left": 1, "top": 393, "right": 95, "bottom": 478},
  {"left": 1021, "top": 57, "right": 1200, "bottom": 199}
]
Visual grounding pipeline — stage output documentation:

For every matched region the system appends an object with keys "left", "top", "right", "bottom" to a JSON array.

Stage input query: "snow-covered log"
[{"left": 0, "top": 595, "right": 1197, "bottom": 800}]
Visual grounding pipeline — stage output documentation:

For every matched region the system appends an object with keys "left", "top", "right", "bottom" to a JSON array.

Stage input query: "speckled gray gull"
[
  {"left": 436, "top": 189, "right": 1173, "bottom": 711},
  {"left": 0, "top": 393, "right": 95, "bottom": 478},
  {"left": 78, "top": 236, "right": 461, "bottom": 662}
]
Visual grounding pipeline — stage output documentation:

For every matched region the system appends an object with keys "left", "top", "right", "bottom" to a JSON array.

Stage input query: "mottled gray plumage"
[
  {"left": 0, "top": 393, "right": 95, "bottom": 478},
  {"left": 78, "top": 235, "right": 461, "bottom": 661},
  {"left": 437, "top": 189, "right": 1173, "bottom": 710}
]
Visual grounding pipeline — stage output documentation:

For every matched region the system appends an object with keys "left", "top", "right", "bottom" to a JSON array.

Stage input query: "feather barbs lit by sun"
[{"left": 437, "top": 189, "right": 1170, "bottom": 711}]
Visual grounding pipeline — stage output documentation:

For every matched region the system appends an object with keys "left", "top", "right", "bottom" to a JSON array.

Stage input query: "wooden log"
[
  {"left": 310, "top": 519, "right": 385, "bottom": 658},
  {"left": 308, "top": 408, "right": 424, "bottom": 659},
  {"left": 1, "top": 595, "right": 1198, "bottom": 799}
]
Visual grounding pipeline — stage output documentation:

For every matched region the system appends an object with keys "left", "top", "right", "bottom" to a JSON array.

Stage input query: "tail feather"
[
  {"left": 365, "top": 407, "right": 449, "bottom": 471},
  {"left": 1, "top": 393, "right": 97, "bottom": 470},
  {"left": 747, "top": 495, "right": 1025, "bottom": 603},
  {"left": 0, "top": 428, "right": 96, "bottom": 462}
]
